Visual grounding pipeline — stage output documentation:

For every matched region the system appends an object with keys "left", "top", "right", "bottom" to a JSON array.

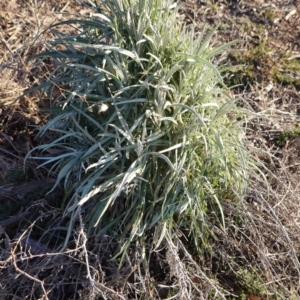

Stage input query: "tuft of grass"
[
  {"left": 272, "top": 57, "right": 300, "bottom": 89},
  {"left": 26, "top": 0, "right": 250, "bottom": 269},
  {"left": 224, "top": 41, "right": 273, "bottom": 87},
  {"left": 236, "top": 268, "right": 266, "bottom": 296},
  {"left": 262, "top": 9, "right": 276, "bottom": 21},
  {"left": 275, "top": 124, "right": 300, "bottom": 147}
]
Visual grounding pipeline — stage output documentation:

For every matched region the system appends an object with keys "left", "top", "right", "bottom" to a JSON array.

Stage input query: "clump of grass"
[
  {"left": 26, "top": 0, "right": 250, "bottom": 284},
  {"left": 236, "top": 268, "right": 266, "bottom": 296},
  {"left": 276, "top": 124, "right": 300, "bottom": 147},
  {"left": 272, "top": 57, "right": 300, "bottom": 89},
  {"left": 224, "top": 41, "right": 273, "bottom": 87},
  {"left": 262, "top": 9, "right": 276, "bottom": 21}
]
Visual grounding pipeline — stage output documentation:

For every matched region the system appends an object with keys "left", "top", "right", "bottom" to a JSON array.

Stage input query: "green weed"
[
  {"left": 236, "top": 268, "right": 266, "bottom": 296},
  {"left": 272, "top": 57, "right": 300, "bottom": 89},
  {"left": 26, "top": 0, "right": 251, "bottom": 281},
  {"left": 263, "top": 9, "right": 276, "bottom": 21},
  {"left": 276, "top": 124, "right": 300, "bottom": 147}
]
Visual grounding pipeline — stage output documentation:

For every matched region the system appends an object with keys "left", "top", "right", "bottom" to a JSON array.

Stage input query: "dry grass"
[{"left": 1, "top": 0, "right": 300, "bottom": 299}]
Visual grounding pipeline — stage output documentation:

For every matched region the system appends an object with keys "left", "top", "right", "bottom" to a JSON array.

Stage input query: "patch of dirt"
[
  {"left": 0, "top": 0, "right": 91, "bottom": 177},
  {"left": 0, "top": 2, "right": 97, "bottom": 299}
]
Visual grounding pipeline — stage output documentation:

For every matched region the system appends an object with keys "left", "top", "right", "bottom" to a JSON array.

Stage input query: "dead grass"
[{"left": 1, "top": 0, "right": 300, "bottom": 299}]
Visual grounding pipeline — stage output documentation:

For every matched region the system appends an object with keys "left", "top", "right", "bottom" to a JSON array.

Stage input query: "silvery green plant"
[{"left": 27, "top": 0, "right": 249, "bottom": 257}]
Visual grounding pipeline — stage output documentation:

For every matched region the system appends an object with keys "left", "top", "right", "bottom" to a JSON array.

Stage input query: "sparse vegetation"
[
  {"left": 276, "top": 124, "right": 300, "bottom": 147},
  {"left": 262, "top": 9, "right": 276, "bottom": 21},
  {"left": 236, "top": 268, "right": 266, "bottom": 296},
  {"left": 272, "top": 57, "right": 300, "bottom": 89}
]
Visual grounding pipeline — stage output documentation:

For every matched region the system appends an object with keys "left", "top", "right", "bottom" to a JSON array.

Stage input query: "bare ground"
[{"left": 1, "top": 0, "right": 300, "bottom": 299}]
